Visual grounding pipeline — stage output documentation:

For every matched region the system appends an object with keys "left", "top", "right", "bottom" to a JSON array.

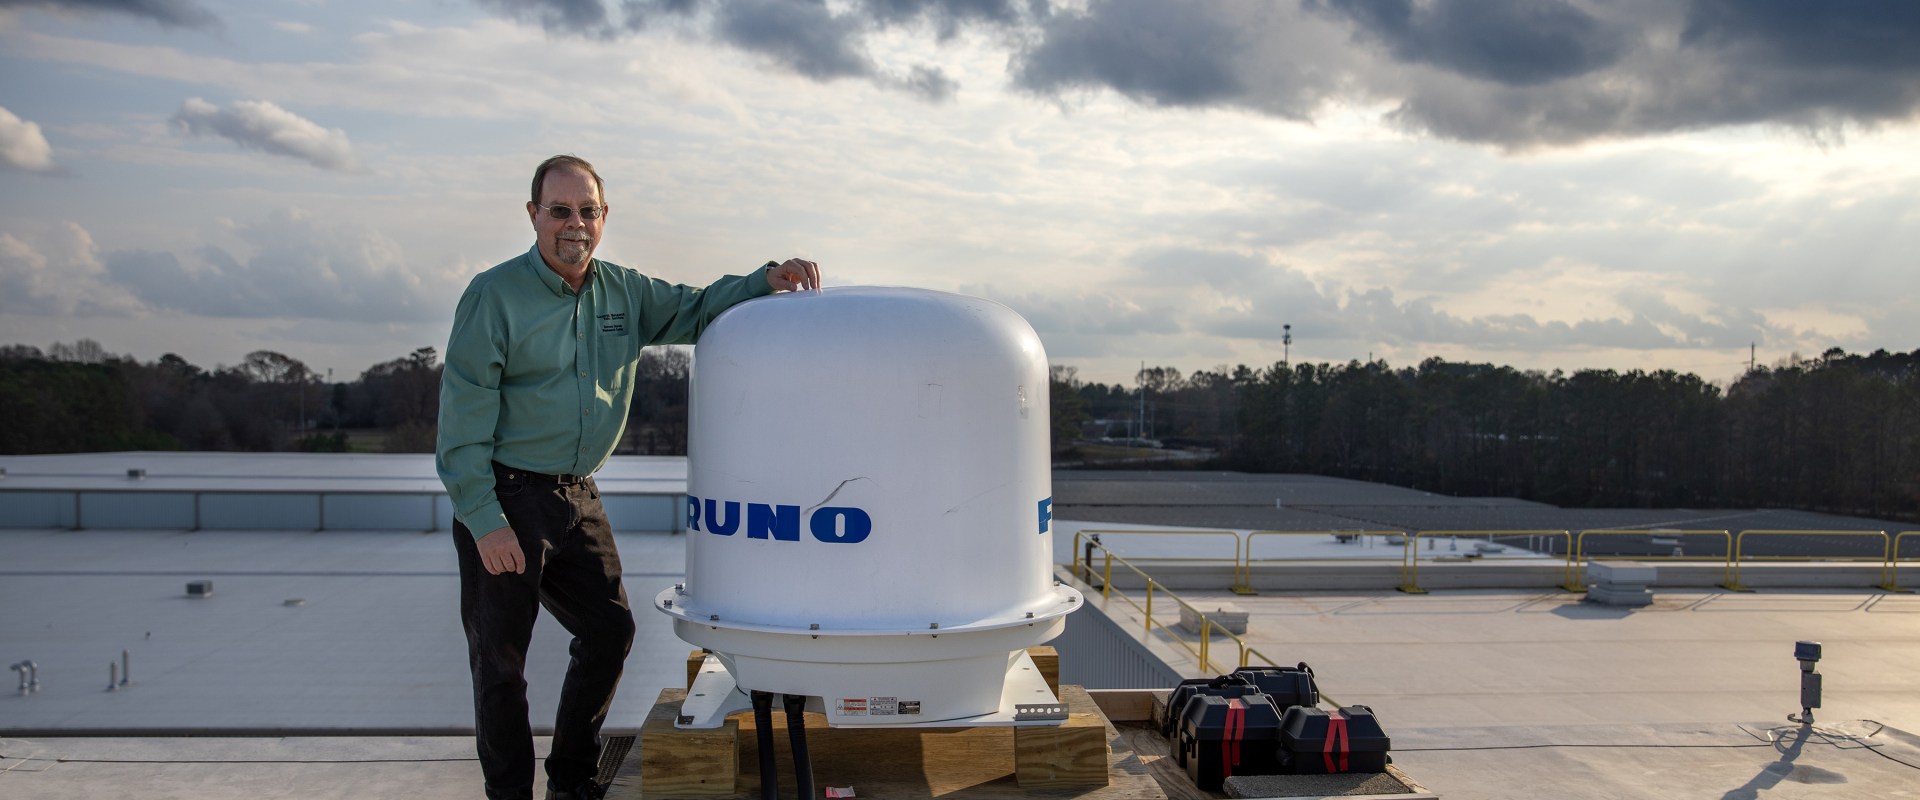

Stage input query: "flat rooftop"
[{"left": 4, "top": 458, "right": 1918, "bottom": 798}]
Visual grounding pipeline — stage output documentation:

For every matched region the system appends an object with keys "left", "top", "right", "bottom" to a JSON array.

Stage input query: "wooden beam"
[
  {"left": 1088, "top": 689, "right": 1163, "bottom": 723},
  {"left": 1014, "top": 684, "right": 1111, "bottom": 788},
  {"left": 617, "top": 684, "right": 1157, "bottom": 799},
  {"left": 1026, "top": 646, "right": 1059, "bottom": 699},
  {"left": 635, "top": 688, "right": 738, "bottom": 798}
]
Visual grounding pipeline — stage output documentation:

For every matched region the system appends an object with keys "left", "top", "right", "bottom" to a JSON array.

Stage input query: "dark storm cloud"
[
  {"left": 471, "top": 0, "right": 697, "bottom": 36},
  {"left": 1011, "top": 0, "right": 1252, "bottom": 109},
  {"left": 1324, "top": 0, "right": 1626, "bottom": 86},
  {"left": 715, "top": 0, "right": 874, "bottom": 79},
  {"left": 1008, "top": 0, "right": 1920, "bottom": 147},
  {"left": 1681, "top": 0, "right": 1920, "bottom": 72},
  {"left": 861, "top": 0, "right": 1021, "bottom": 39},
  {"left": 0, "top": 0, "right": 218, "bottom": 28},
  {"left": 464, "top": 0, "right": 1920, "bottom": 147}
]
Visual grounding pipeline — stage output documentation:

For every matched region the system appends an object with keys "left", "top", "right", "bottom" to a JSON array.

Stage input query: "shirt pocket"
[{"left": 595, "top": 317, "right": 635, "bottom": 375}]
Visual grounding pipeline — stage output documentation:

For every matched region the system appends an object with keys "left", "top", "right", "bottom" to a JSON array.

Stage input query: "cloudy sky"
[{"left": 2, "top": 0, "right": 1916, "bottom": 386}]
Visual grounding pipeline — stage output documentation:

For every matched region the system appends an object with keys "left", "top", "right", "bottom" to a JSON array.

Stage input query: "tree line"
[
  {"left": 1049, "top": 348, "right": 1920, "bottom": 521},
  {"left": 4, "top": 340, "right": 1915, "bottom": 520},
  {"left": 0, "top": 341, "right": 693, "bottom": 456}
]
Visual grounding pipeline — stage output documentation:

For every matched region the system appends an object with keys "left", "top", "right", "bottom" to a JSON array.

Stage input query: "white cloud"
[
  {"left": 98, "top": 208, "right": 458, "bottom": 323},
  {"left": 171, "top": 97, "right": 362, "bottom": 172},
  {"left": 0, "top": 105, "right": 55, "bottom": 171},
  {"left": 273, "top": 20, "right": 313, "bottom": 34},
  {"left": 0, "top": 222, "right": 142, "bottom": 315}
]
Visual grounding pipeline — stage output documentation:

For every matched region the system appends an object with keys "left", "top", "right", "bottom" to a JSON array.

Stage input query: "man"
[{"left": 437, "top": 154, "right": 820, "bottom": 800}]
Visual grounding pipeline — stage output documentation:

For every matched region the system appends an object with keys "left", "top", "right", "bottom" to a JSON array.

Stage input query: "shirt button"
[
  {"left": 583, "top": 409, "right": 591, "bottom": 416},
  {"left": 579, "top": 371, "right": 587, "bottom": 378},
  {"left": 576, "top": 333, "right": 583, "bottom": 340}
]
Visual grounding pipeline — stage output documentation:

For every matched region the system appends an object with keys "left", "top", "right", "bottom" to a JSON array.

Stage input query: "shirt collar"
[{"left": 524, "top": 245, "right": 595, "bottom": 297}]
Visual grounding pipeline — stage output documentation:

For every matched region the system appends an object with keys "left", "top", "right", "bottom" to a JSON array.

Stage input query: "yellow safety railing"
[
  {"left": 1245, "top": 530, "right": 1409, "bottom": 594},
  {"left": 1078, "top": 537, "right": 1233, "bottom": 673},
  {"left": 1400, "top": 530, "right": 1577, "bottom": 594},
  {"left": 1573, "top": 530, "right": 1734, "bottom": 589},
  {"left": 1077, "top": 536, "right": 1340, "bottom": 705},
  {"left": 1889, "top": 532, "right": 1920, "bottom": 593},
  {"left": 1071, "top": 528, "right": 1247, "bottom": 592},
  {"left": 1723, "top": 530, "right": 1890, "bottom": 592}
]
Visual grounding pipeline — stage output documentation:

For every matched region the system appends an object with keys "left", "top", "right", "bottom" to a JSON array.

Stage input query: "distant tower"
[{"left": 1283, "top": 324, "right": 1292, "bottom": 367}]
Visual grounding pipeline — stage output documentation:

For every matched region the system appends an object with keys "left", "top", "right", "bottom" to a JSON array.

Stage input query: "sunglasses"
[{"left": 536, "top": 203, "right": 605, "bottom": 220}]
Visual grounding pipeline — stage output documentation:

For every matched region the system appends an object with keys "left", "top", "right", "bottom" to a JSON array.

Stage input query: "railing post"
[
  {"left": 1886, "top": 532, "right": 1916, "bottom": 593},
  {"left": 1399, "top": 532, "right": 1427, "bottom": 593},
  {"left": 1102, "top": 553, "right": 1113, "bottom": 600},
  {"left": 1728, "top": 529, "right": 1743, "bottom": 587},
  {"left": 1559, "top": 530, "right": 1582, "bottom": 592},
  {"left": 1199, "top": 617, "right": 1212, "bottom": 674},
  {"left": 1144, "top": 580, "right": 1155, "bottom": 636},
  {"left": 1231, "top": 532, "right": 1255, "bottom": 595},
  {"left": 1722, "top": 530, "right": 1748, "bottom": 591}
]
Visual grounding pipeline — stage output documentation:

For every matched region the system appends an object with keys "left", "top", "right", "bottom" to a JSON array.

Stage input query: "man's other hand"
[
  {"left": 766, "top": 258, "right": 821, "bottom": 292},
  {"left": 477, "top": 527, "right": 525, "bottom": 575}
]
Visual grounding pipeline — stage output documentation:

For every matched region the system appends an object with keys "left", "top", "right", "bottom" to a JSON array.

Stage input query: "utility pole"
[
  {"left": 1137, "top": 360, "right": 1146, "bottom": 440},
  {"left": 1283, "top": 324, "right": 1292, "bottom": 367},
  {"left": 1749, "top": 343, "right": 1756, "bottom": 373}
]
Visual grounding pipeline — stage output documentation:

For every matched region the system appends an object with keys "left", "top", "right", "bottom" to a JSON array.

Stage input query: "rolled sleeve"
[
  {"left": 632, "top": 267, "right": 776, "bottom": 346},
  {"left": 436, "top": 288, "right": 510, "bottom": 537}
]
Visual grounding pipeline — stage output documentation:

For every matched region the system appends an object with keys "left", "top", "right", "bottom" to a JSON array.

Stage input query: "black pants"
[{"left": 453, "top": 463, "right": 635, "bottom": 800}]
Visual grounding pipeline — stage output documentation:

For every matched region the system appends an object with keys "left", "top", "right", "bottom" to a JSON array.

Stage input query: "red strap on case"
[
  {"left": 1225, "top": 698, "right": 1246, "bottom": 778},
  {"left": 1324, "top": 709, "right": 1350, "bottom": 773}
]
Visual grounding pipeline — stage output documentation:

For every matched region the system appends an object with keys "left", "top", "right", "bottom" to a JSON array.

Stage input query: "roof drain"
[
  {"left": 783, "top": 693, "right": 815, "bottom": 800},
  {"left": 10, "top": 660, "right": 37, "bottom": 694},
  {"left": 751, "top": 690, "right": 779, "bottom": 800}
]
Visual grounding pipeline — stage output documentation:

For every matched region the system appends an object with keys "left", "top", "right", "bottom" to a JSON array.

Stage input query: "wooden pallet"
[{"left": 614, "top": 649, "right": 1162, "bottom": 800}]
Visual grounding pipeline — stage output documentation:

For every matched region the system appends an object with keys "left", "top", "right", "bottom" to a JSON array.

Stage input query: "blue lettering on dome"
[
  {"left": 704, "top": 498, "right": 741, "bottom": 536},
  {"left": 747, "top": 503, "right": 802, "bottom": 541},
  {"left": 685, "top": 494, "right": 871, "bottom": 544},
  {"left": 810, "top": 506, "right": 872, "bottom": 544},
  {"left": 1038, "top": 497, "right": 1052, "bottom": 534}
]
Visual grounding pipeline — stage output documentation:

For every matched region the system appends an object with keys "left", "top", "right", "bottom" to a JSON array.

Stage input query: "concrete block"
[
  {"left": 1588, "top": 560, "right": 1658, "bottom": 586},
  {"left": 1179, "top": 602, "right": 1248, "bottom": 635},
  {"left": 1587, "top": 585, "right": 1653, "bottom": 608}
]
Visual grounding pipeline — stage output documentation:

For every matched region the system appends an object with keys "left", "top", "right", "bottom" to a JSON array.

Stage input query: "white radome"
[{"left": 655, "top": 286, "right": 1081, "bottom": 727}]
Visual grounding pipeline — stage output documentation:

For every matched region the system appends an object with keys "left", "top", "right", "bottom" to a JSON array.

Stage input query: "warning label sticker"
[{"left": 839, "top": 697, "right": 921, "bottom": 716}]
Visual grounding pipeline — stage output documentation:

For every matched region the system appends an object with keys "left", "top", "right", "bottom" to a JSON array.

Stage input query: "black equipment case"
[
  {"left": 1278, "top": 705, "right": 1391, "bottom": 775},
  {"left": 1177, "top": 694, "right": 1286, "bottom": 790},
  {"left": 1230, "top": 664, "right": 1318, "bottom": 709},
  {"left": 1161, "top": 677, "right": 1267, "bottom": 741}
]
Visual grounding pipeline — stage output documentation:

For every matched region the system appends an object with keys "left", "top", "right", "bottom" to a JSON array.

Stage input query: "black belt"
[{"left": 493, "top": 462, "right": 590, "bottom": 485}]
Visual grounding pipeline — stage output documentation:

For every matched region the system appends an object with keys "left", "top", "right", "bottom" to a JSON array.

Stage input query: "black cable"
[
  {"left": 1857, "top": 742, "right": 1920, "bottom": 771},
  {"left": 784, "top": 694, "right": 815, "bottom": 800},
  {"left": 751, "top": 690, "right": 779, "bottom": 800},
  {"left": 1398, "top": 739, "right": 1920, "bottom": 771}
]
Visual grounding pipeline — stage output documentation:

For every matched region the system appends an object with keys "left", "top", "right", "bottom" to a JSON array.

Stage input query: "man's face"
[{"left": 527, "top": 167, "right": 605, "bottom": 272}]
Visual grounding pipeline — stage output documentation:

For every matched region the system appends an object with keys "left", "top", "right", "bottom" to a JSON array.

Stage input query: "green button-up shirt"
[{"left": 436, "top": 246, "right": 774, "bottom": 537}]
